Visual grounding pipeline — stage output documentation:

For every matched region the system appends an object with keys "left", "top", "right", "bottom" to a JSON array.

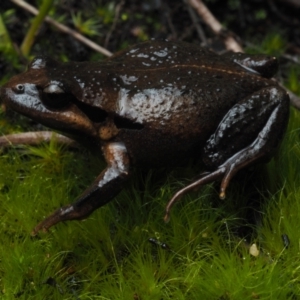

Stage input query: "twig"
[
  {"left": 10, "top": 0, "right": 113, "bottom": 57},
  {"left": 183, "top": 0, "right": 207, "bottom": 44},
  {"left": 282, "top": 53, "right": 300, "bottom": 65},
  {"left": 162, "top": 2, "right": 178, "bottom": 40},
  {"left": 0, "top": 131, "right": 77, "bottom": 148},
  {"left": 267, "top": 0, "right": 299, "bottom": 26},
  {"left": 104, "top": 0, "right": 125, "bottom": 48},
  {"left": 285, "top": 87, "right": 300, "bottom": 110},
  {"left": 279, "top": 0, "right": 300, "bottom": 8},
  {"left": 186, "top": 0, "right": 243, "bottom": 52},
  {"left": 178, "top": 24, "right": 197, "bottom": 41}
]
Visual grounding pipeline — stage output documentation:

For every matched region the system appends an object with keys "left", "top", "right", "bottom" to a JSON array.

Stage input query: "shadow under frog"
[{"left": 0, "top": 40, "right": 290, "bottom": 235}]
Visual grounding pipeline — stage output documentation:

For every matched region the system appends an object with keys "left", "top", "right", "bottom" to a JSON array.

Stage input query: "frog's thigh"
[
  {"left": 203, "top": 86, "right": 289, "bottom": 169},
  {"left": 164, "top": 87, "right": 289, "bottom": 221},
  {"left": 32, "top": 142, "right": 130, "bottom": 235},
  {"left": 204, "top": 86, "right": 289, "bottom": 195}
]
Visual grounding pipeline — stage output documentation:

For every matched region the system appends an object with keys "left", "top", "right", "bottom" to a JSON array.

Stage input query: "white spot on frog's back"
[
  {"left": 129, "top": 48, "right": 139, "bottom": 54},
  {"left": 154, "top": 49, "right": 168, "bottom": 57},
  {"left": 117, "top": 87, "right": 188, "bottom": 124},
  {"left": 120, "top": 75, "right": 138, "bottom": 85},
  {"left": 137, "top": 53, "right": 149, "bottom": 58},
  {"left": 75, "top": 77, "right": 85, "bottom": 89},
  {"left": 31, "top": 58, "right": 46, "bottom": 69}
]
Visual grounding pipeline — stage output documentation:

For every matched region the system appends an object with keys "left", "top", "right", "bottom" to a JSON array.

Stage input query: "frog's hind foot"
[
  {"left": 164, "top": 156, "right": 247, "bottom": 223},
  {"left": 164, "top": 144, "right": 265, "bottom": 223},
  {"left": 164, "top": 168, "right": 225, "bottom": 222}
]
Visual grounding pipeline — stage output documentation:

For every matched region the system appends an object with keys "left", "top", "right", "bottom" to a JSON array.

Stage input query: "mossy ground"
[
  {"left": 0, "top": 107, "right": 299, "bottom": 299},
  {"left": 0, "top": 1, "right": 299, "bottom": 298}
]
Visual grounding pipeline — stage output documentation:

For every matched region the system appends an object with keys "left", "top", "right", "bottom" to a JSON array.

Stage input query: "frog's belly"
[{"left": 116, "top": 128, "right": 203, "bottom": 167}]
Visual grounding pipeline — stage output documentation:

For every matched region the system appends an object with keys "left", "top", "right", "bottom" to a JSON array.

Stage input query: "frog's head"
[{"left": 0, "top": 56, "right": 98, "bottom": 139}]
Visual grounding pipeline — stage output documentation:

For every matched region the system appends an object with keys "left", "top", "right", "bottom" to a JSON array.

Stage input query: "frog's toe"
[
  {"left": 31, "top": 205, "right": 77, "bottom": 235},
  {"left": 164, "top": 150, "right": 255, "bottom": 223},
  {"left": 164, "top": 168, "right": 225, "bottom": 222}
]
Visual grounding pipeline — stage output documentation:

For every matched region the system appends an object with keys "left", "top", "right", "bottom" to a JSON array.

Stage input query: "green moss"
[
  {"left": 0, "top": 106, "right": 299, "bottom": 299},
  {"left": 0, "top": 80, "right": 299, "bottom": 300},
  {"left": 246, "top": 31, "right": 287, "bottom": 56}
]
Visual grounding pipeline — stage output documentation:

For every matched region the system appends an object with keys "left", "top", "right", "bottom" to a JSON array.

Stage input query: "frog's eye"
[
  {"left": 41, "top": 84, "right": 72, "bottom": 109},
  {"left": 12, "top": 84, "right": 25, "bottom": 94}
]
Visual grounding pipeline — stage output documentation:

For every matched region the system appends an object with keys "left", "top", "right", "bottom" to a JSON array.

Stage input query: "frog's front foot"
[
  {"left": 164, "top": 86, "right": 289, "bottom": 222},
  {"left": 32, "top": 204, "right": 81, "bottom": 235},
  {"left": 32, "top": 142, "right": 130, "bottom": 235}
]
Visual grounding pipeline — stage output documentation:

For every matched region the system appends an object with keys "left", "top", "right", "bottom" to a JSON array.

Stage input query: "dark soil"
[{"left": 0, "top": 0, "right": 300, "bottom": 68}]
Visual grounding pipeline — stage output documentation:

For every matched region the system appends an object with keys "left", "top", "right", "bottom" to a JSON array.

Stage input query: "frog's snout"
[
  {"left": 2, "top": 84, "right": 25, "bottom": 97},
  {"left": 0, "top": 82, "right": 24, "bottom": 104}
]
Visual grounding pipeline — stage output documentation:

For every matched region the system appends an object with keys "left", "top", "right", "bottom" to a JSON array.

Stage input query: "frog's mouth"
[
  {"left": 0, "top": 82, "right": 144, "bottom": 142},
  {"left": 0, "top": 83, "right": 98, "bottom": 139}
]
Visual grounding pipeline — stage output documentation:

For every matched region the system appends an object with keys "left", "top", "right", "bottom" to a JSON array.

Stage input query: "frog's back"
[
  {"left": 104, "top": 41, "right": 273, "bottom": 136},
  {"left": 110, "top": 40, "right": 258, "bottom": 76},
  {"left": 110, "top": 40, "right": 218, "bottom": 68},
  {"left": 55, "top": 40, "right": 275, "bottom": 143}
]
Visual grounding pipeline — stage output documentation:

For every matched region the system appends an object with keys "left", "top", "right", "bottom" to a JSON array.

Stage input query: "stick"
[
  {"left": 10, "top": 0, "right": 113, "bottom": 57},
  {"left": 0, "top": 131, "right": 77, "bottom": 148},
  {"left": 186, "top": 0, "right": 243, "bottom": 52}
]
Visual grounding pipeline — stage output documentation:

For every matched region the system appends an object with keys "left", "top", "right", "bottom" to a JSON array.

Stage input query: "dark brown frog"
[{"left": 0, "top": 40, "right": 290, "bottom": 234}]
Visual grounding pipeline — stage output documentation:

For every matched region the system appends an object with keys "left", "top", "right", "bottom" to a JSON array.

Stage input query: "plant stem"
[
  {"left": 20, "top": 0, "right": 54, "bottom": 57},
  {"left": 0, "top": 13, "right": 18, "bottom": 55},
  {"left": 12, "top": 0, "right": 112, "bottom": 56}
]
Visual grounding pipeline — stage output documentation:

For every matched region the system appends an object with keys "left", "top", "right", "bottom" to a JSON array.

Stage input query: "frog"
[{"left": 0, "top": 40, "right": 290, "bottom": 235}]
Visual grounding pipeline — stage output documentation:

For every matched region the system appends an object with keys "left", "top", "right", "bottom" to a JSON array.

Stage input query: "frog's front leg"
[
  {"left": 165, "top": 86, "right": 289, "bottom": 221},
  {"left": 32, "top": 142, "right": 130, "bottom": 235}
]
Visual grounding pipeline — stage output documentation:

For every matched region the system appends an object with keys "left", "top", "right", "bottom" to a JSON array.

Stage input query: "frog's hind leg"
[
  {"left": 164, "top": 86, "right": 289, "bottom": 222},
  {"left": 164, "top": 169, "right": 224, "bottom": 222}
]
